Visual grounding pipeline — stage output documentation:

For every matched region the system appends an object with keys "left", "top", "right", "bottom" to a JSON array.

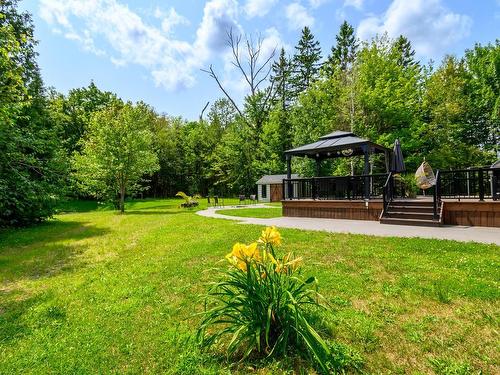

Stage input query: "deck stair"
[{"left": 380, "top": 199, "right": 441, "bottom": 226}]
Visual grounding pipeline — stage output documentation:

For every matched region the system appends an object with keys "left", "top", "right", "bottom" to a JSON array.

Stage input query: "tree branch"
[
  {"left": 199, "top": 101, "right": 210, "bottom": 122},
  {"left": 201, "top": 65, "right": 245, "bottom": 120}
]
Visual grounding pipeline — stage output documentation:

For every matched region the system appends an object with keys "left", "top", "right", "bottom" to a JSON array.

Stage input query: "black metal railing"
[
  {"left": 283, "top": 174, "right": 388, "bottom": 200},
  {"left": 382, "top": 172, "right": 393, "bottom": 214},
  {"left": 437, "top": 167, "right": 499, "bottom": 200},
  {"left": 282, "top": 177, "right": 314, "bottom": 200},
  {"left": 433, "top": 170, "right": 441, "bottom": 219},
  {"left": 283, "top": 167, "right": 499, "bottom": 209}
]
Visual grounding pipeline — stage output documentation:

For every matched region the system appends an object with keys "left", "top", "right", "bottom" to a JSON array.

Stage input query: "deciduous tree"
[
  {"left": 0, "top": 1, "right": 66, "bottom": 226},
  {"left": 73, "top": 102, "right": 159, "bottom": 213}
]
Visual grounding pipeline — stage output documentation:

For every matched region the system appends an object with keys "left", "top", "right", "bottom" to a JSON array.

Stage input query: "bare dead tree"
[
  {"left": 199, "top": 101, "right": 210, "bottom": 122},
  {"left": 201, "top": 28, "right": 277, "bottom": 131}
]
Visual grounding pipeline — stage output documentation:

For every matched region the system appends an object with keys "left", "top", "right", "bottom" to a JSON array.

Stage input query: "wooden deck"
[{"left": 282, "top": 198, "right": 500, "bottom": 227}]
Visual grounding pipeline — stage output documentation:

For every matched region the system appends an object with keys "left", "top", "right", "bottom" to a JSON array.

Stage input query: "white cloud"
[
  {"left": 244, "top": 0, "right": 278, "bottom": 18},
  {"left": 308, "top": 0, "right": 329, "bottom": 8},
  {"left": 285, "top": 2, "right": 315, "bottom": 30},
  {"left": 154, "top": 7, "right": 190, "bottom": 34},
  {"left": 193, "top": 0, "right": 240, "bottom": 60},
  {"left": 357, "top": 0, "right": 472, "bottom": 58},
  {"left": 261, "top": 27, "right": 285, "bottom": 56},
  {"left": 65, "top": 29, "right": 106, "bottom": 56},
  {"left": 344, "top": 0, "right": 363, "bottom": 10},
  {"left": 310, "top": 0, "right": 360, "bottom": 10},
  {"left": 39, "top": 0, "right": 241, "bottom": 91}
]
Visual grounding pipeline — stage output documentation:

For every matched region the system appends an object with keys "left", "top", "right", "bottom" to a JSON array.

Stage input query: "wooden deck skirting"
[
  {"left": 282, "top": 200, "right": 383, "bottom": 221},
  {"left": 282, "top": 199, "right": 500, "bottom": 227},
  {"left": 442, "top": 201, "right": 500, "bottom": 227}
]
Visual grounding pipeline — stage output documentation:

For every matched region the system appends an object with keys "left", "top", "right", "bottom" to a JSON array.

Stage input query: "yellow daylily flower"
[
  {"left": 225, "top": 242, "right": 260, "bottom": 271},
  {"left": 225, "top": 242, "right": 243, "bottom": 262},
  {"left": 263, "top": 251, "right": 278, "bottom": 265},
  {"left": 285, "top": 256, "right": 303, "bottom": 272},
  {"left": 275, "top": 253, "right": 303, "bottom": 274},
  {"left": 242, "top": 242, "right": 260, "bottom": 261},
  {"left": 258, "top": 226, "right": 282, "bottom": 246}
]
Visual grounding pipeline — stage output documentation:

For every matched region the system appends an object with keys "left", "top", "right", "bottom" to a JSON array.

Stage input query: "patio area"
[{"left": 282, "top": 131, "right": 499, "bottom": 227}]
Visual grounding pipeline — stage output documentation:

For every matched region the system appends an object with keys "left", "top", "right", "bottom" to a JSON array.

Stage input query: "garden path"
[{"left": 197, "top": 205, "right": 500, "bottom": 245}]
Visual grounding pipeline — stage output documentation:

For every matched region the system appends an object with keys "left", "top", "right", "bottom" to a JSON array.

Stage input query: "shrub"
[
  {"left": 197, "top": 227, "right": 333, "bottom": 373},
  {"left": 176, "top": 191, "right": 199, "bottom": 208},
  {"left": 394, "top": 174, "right": 419, "bottom": 198}
]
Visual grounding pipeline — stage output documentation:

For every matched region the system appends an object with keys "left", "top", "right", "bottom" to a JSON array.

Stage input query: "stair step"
[
  {"left": 391, "top": 200, "right": 434, "bottom": 206},
  {"left": 380, "top": 217, "right": 440, "bottom": 227},
  {"left": 388, "top": 205, "right": 435, "bottom": 212},
  {"left": 385, "top": 212, "right": 436, "bottom": 220}
]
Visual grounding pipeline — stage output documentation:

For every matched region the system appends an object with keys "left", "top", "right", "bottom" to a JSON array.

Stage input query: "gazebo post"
[
  {"left": 362, "top": 145, "right": 371, "bottom": 199},
  {"left": 315, "top": 157, "right": 321, "bottom": 177},
  {"left": 384, "top": 149, "right": 390, "bottom": 173},
  {"left": 286, "top": 154, "right": 292, "bottom": 200}
]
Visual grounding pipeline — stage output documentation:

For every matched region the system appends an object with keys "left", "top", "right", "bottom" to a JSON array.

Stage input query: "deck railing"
[
  {"left": 437, "top": 167, "right": 499, "bottom": 200},
  {"left": 382, "top": 172, "right": 393, "bottom": 214},
  {"left": 283, "top": 167, "right": 499, "bottom": 206},
  {"left": 283, "top": 174, "right": 388, "bottom": 200}
]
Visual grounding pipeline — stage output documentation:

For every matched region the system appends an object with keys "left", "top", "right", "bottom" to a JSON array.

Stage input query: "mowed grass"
[
  {"left": 216, "top": 207, "right": 283, "bottom": 218},
  {"left": 0, "top": 199, "right": 498, "bottom": 374}
]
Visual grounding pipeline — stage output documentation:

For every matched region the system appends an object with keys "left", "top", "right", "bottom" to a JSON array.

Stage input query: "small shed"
[{"left": 256, "top": 174, "right": 299, "bottom": 202}]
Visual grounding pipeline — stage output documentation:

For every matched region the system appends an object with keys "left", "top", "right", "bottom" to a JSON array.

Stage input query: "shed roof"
[
  {"left": 285, "top": 131, "right": 389, "bottom": 158},
  {"left": 256, "top": 174, "right": 299, "bottom": 184}
]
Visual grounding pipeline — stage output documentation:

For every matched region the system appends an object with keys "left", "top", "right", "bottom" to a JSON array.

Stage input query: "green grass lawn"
[
  {"left": 263, "top": 202, "right": 282, "bottom": 207},
  {"left": 0, "top": 199, "right": 498, "bottom": 374},
  {"left": 216, "top": 207, "right": 283, "bottom": 218}
]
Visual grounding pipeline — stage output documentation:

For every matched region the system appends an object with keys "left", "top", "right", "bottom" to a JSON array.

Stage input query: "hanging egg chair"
[{"left": 415, "top": 160, "right": 436, "bottom": 190}]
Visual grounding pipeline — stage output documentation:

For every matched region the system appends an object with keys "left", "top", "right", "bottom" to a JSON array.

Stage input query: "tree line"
[{"left": 1, "top": 0, "right": 498, "bottom": 225}]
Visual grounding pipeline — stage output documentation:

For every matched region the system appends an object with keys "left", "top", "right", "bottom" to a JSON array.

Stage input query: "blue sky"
[{"left": 21, "top": 0, "right": 500, "bottom": 120}]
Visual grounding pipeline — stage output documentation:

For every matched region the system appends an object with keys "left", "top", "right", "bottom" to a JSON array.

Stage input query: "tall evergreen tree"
[
  {"left": 323, "top": 20, "right": 359, "bottom": 161},
  {"left": 393, "top": 35, "right": 417, "bottom": 68},
  {"left": 291, "top": 27, "right": 322, "bottom": 95},
  {"left": 325, "top": 21, "right": 358, "bottom": 74},
  {"left": 271, "top": 48, "right": 293, "bottom": 111}
]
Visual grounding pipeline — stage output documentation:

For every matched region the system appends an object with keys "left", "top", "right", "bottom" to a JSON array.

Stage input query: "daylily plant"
[{"left": 198, "top": 226, "right": 333, "bottom": 373}]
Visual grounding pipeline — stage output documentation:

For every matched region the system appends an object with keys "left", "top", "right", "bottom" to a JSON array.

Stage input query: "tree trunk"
[{"left": 120, "top": 186, "right": 125, "bottom": 213}]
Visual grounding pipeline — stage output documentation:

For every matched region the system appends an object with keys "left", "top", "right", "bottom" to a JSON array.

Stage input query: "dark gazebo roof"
[{"left": 285, "top": 131, "right": 390, "bottom": 159}]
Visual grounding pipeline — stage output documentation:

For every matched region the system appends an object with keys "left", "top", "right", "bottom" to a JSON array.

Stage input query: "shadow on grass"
[
  {"left": 57, "top": 199, "right": 182, "bottom": 213},
  {"left": 124, "top": 200, "right": 181, "bottom": 209},
  {"left": 123, "top": 210, "right": 184, "bottom": 216},
  {"left": 56, "top": 200, "right": 113, "bottom": 213},
  {"left": 0, "top": 291, "right": 54, "bottom": 345},
  {"left": 128, "top": 204, "right": 179, "bottom": 210},
  {"left": 0, "top": 220, "right": 110, "bottom": 284}
]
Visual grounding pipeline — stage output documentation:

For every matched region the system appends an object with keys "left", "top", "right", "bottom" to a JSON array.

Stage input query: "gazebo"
[{"left": 284, "top": 131, "right": 391, "bottom": 200}]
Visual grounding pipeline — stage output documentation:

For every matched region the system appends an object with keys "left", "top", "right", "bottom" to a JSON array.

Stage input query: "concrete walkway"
[{"left": 197, "top": 205, "right": 500, "bottom": 245}]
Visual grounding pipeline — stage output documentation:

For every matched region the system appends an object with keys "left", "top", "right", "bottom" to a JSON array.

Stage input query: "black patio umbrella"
[{"left": 390, "top": 139, "right": 405, "bottom": 173}]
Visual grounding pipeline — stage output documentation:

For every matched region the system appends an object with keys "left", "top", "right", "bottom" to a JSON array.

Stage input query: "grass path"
[{"left": 0, "top": 199, "right": 498, "bottom": 374}]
